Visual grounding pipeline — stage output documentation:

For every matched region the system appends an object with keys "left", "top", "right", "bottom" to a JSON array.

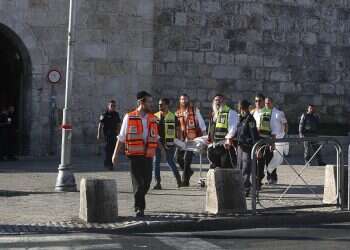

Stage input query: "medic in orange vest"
[{"left": 112, "top": 91, "right": 159, "bottom": 217}]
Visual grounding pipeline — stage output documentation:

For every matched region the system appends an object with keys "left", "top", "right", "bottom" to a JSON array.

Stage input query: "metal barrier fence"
[{"left": 250, "top": 137, "right": 346, "bottom": 215}]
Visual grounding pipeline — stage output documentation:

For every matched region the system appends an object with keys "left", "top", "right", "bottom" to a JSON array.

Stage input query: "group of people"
[
  {"left": 0, "top": 106, "right": 17, "bottom": 161},
  {"left": 97, "top": 91, "right": 324, "bottom": 217}
]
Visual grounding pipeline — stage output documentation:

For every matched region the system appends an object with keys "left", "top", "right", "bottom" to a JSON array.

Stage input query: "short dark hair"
[
  {"left": 109, "top": 100, "right": 116, "bottom": 104},
  {"left": 160, "top": 98, "right": 170, "bottom": 105},
  {"left": 137, "top": 91, "right": 152, "bottom": 101},
  {"left": 239, "top": 100, "right": 250, "bottom": 110},
  {"left": 255, "top": 93, "right": 265, "bottom": 100},
  {"left": 180, "top": 93, "right": 189, "bottom": 98},
  {"left": 265, "top": 96, "right": 273, "bottom": 103},
  {"left": 308, "top": 104, "right": 314, "bottom": 107}
]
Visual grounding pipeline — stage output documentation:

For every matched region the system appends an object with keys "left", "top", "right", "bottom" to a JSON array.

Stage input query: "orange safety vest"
[
  {"left": 125, "top": 110, "right": 158, "bottom": 158},
  {"left": 176, "top": 106, "right": 199, "bottom": 140}
]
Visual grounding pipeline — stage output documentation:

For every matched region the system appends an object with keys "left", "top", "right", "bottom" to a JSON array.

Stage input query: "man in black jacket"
[
  {"left": 299, "top": 104, "right": 325, "bottom": 166},
  {"left": 236, "top": 100, "right": 259, "bottom": 197}
]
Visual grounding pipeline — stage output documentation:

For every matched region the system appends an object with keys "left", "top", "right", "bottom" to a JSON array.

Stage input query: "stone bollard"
[
  {"left": 206, "top": 168, "right": 247, "bottom": 214},
  {"left": 323, "top": 165, "right": 337, "bottom": 204},
  {"left": 323, "top": 164, "right": 337, "bottom": 204},
  {"left": 79, "top": 178, "right": 118, "bottom": 223}
]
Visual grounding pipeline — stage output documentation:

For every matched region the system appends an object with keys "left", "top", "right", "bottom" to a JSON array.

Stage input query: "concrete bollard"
[
  {"left": 323, "top": 165, "right": 337, "bottom": 204},
  {"left": 206, "top": 168, "right": 247, "bottom": 214},
  {"left": 79, "top": 178, "right": 118, "bottom": 223}
]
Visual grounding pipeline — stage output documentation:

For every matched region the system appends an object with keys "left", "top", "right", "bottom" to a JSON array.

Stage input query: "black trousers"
[
  {"left": 304, "top": 141, "right": 324, "bottom": 165},
  {"left": 207, "top": 145, "right": 237, "bottom": 168},
  {"left": 256, "top": 144, "right": 273, "bottom": 184},
  {"left": 104, "top": 134, "right": 117, "bottom": 167},
  {"left": 176, "top": 149, "right": 194, "bottom": 180},
  {"left": 0, "top": 128, "right": 8, "bottom": 159},
  {"left": 129, "top": 156, "right": 153, "bottom": 211},
  {"left": 237, "top": 145, "right": 252, "bottom": 191}
]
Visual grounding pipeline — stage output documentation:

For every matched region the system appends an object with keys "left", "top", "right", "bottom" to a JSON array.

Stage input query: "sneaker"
[
  {"left": 153, "top": 183, "right": 162, "bottom": 190},
  {"left": 135, "top": 209, "right": 144, "bottom": 218}
]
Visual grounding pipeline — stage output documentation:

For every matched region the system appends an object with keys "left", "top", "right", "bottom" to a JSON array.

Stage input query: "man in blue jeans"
[{"left": 153, "top": 98, "right": 182, "bottom": 189}]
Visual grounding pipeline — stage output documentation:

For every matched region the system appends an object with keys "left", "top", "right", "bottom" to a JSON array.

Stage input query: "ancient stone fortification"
[{"left": 0, "top": 0, "right": 348, "bottom": 155}]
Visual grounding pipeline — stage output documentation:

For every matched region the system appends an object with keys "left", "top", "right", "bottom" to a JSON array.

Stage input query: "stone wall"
[
  {"left": 152, "top": 0, "right": 350, "bottom": 129},
  {"left": 0, "top": 0, "right": 349, "bottom": 156}
]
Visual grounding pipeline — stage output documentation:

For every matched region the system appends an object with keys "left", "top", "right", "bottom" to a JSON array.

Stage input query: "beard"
[{"left": 212, "top": 103, "right": 223, "bottom": 121}]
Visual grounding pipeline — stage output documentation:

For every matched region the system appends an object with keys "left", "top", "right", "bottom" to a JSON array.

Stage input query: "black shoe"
[
  {"left": 135, "top": 209, "right": 144, "bottom": 217},
  {"left": 153, "top": 183, "right": 162, "bottom": 190},
  {"left": 267, "top": 170, "right": 278, "bottom": 184},
  {"left": 245, "top": 190, "right": 250, "bottom": 197}
]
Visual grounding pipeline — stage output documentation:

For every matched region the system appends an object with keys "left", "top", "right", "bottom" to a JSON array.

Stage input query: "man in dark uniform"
[
  {"left": 299, "top": 104, "right": 325, "bottom": 166},
  {"left": 7, "top": 106, "right": 18, "bottom": 160},
  {"left": 97, "top": 100, "right": 121, "bottom": 170},
  {"left": 236, "top": 100, "right": 259, "bottom": 197},
  {"left": 0, "top": 108, "right": 8, "bottom": 161}
]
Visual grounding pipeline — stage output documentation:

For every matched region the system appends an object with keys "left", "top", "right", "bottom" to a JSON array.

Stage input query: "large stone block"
[
  {"left": 206, "top": 168, "right": 247, "bottom": 214},
  {"left": 79, "top": 178, "right": 118, "bottom": 223},
  {"left": 323, "top": 165, "right": 337, "bottom": 204}
]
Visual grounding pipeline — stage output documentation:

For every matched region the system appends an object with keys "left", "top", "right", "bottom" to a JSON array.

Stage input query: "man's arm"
[
  {"left": 298, "top": 114, "right": 305, "bottom": 137},
  {"left": 97, "top": 122, "right": 103, "bottom": 140},
  {"left": 195, "top": 108, "right": 207, "bottom": 135},
  {"left": 225, "top": 110, "right": 238, "bottom": 139},
  {"left": 112, "top": 114, "right": 128, "bottom": 166}
]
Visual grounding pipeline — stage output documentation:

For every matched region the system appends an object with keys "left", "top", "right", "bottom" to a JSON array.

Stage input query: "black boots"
[{"left": 153, "top": 177, "right": 162, "bottom": 190}]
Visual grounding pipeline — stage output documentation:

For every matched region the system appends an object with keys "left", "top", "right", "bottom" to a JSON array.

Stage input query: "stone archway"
[{"left": 0, "top": 23, "right": 32, "bottom": 155}]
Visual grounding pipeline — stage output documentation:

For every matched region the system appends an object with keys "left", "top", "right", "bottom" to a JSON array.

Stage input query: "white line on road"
[{"left": 156, "top": 236, "right": 223, "bottom": 250}]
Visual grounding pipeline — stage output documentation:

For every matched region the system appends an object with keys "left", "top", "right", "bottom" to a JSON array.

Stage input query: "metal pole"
[{"left": 55, "top": 0, "right": 77, "bottom": 192}]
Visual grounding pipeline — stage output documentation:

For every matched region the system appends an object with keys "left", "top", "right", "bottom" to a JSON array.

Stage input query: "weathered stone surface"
[
  {"left": 323, "top": 165, "right": 337, "bottom": 204},
  {"left": 1, "top": 0, "right": 349, "bottom": 156},
  {"left": 206, "top": 168, "right": 247, "bottom": 214},
  {"left": 79, "top": 178, "right": 118, "bottom": 223}
]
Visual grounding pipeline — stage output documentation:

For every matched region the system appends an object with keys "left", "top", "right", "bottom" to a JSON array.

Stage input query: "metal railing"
[{"left": 250, "top": 137, "right": 346, "bottom": 215}]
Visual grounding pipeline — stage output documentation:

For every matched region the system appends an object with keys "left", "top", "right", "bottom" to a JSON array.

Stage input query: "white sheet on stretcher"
[{"left": 174, "top": 136, "right": 209, "bottom": 151}]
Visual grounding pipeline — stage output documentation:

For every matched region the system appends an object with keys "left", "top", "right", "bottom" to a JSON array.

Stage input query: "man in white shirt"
[
  {"left": 207, "top": 94, "right": 238, "bottom": 168},
  {"left": 112, "top": 91, "right": 159, "bottom": 217},
  {"left": 265, "top": 97, "right": 288, "bottom": 184},
  {"left": 251, "top": 93, "right": 274, "bottom": 189},
  {"left": 175, "top": 94, "right": 207, "bottom": 186}
]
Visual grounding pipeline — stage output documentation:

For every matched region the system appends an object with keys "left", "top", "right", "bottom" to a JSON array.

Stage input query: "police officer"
[
  {"left": 236, "top": 100, "right": 259, "bottom": 197},
  {"left": 207, "top": 94, "right": 238, "bottom": 168},
  {"left": 97, "top": 100, "right": 121, "bottom": 170},
  {"left": 7, "top": 106, "right": 18, "bottom": 160},
  {"left": 153, "top": 98, "right": 182, "bottom": 189},
  {"left": 299, "top": 104, "right": 325, "bottom": 166},
  {"left": 112, "top": 91, "right": 159, "bottom": 217}
]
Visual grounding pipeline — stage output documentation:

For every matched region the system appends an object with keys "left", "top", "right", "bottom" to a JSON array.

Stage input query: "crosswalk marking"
[{"left": 156, "top": 236, "right": 223, "bottom": 250}]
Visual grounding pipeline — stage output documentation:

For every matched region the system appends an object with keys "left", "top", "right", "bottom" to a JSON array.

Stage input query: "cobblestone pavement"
[{"left": 0, "top": 153, "right": 343, "bottom": 232}]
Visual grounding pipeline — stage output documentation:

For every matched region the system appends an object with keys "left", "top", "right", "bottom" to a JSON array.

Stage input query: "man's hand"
[
  {"left": 112, "top": 153, "right": 118, "bottom": 166},
  {"left": 224, "top": 138, "right": 231, "bottom": 150}
]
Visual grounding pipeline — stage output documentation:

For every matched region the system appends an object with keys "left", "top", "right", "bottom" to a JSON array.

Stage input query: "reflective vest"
[
  {"left": 259, "top": 108, "right": 272, "bottom": 137},
  {"left": 154, "top": 111, "right": 176, "bottom": 146},
  {"left": 211, "top": 105, "right": 230, "bottom": 142},
  {"left": 176, "top": 106, "right": 198, "bottom": 140},
  {"left": 125, "top": 110, "right": 158, "bottom": 158}
]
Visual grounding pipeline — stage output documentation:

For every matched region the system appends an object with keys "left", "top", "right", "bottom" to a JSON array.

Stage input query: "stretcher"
[{"left": 174, "top": 136, "right": 208, "bottom": 187}]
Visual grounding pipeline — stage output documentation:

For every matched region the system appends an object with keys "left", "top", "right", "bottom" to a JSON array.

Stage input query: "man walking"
[
  {"left": 251, "top": 94, "right": 273, "bottom": 189},
  {"left": 299, "top": 104, "right": 325, "bottom": 166},
  {"left": 207, "top": 94, "right": 238, "bottom": 169},
  {"left": 265, "top": 97, "right": 288, "bottom": 184},
  {"left": 112, "top": 91, "right": 158, "bottom": 217},
  {"left": 153, "top": 98, "right": 182, "bottom": 189},
  {"left": 175, "top": 94, "right": 206, "bottom": 186},
  {"left": 236, "top": 100, "right": 259, "bottom": 197},
  {"left": 97, "top": 100, "right": 121, "bottom": 170}
]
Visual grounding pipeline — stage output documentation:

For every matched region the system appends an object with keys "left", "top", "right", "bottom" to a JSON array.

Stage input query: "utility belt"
[{"left": 208, "top": 140, "right": 225, "bottom": 149}]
